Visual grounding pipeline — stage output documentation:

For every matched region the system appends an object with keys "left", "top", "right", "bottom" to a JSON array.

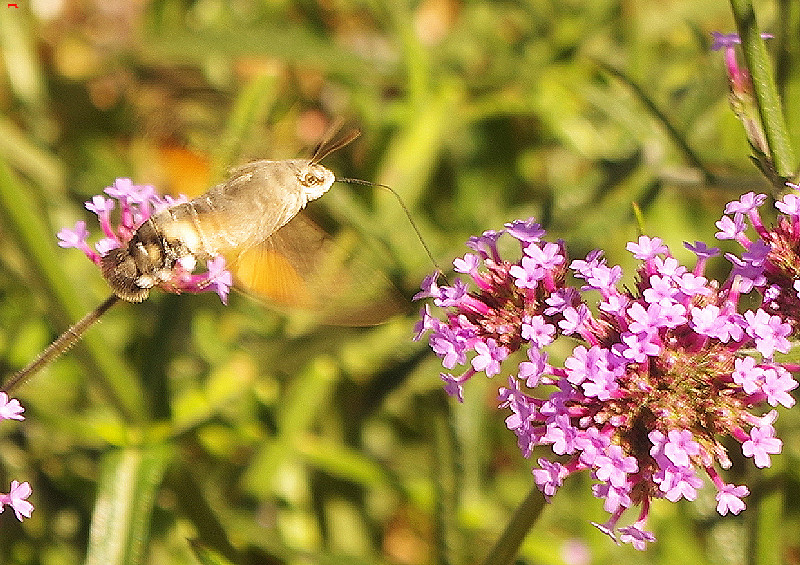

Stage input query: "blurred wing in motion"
[{"left": 226, "top": 213, "right": 407, "bottom": 325}]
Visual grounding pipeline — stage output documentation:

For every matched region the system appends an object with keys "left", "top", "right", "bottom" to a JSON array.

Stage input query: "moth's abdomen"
[
  {"left": 101, "top": 245, "right": 157, "bottom": 302},
  {"left": 100, "top": 220, "right": 160, "bottom": 302}
]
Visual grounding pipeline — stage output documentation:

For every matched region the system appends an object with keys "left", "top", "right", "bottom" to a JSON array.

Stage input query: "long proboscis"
[
  {"left": 2, "top": 294, "right": 120, "bottom": 394},
  {"left": 338, "top": 177, "right": 445, "bottom": 278}
]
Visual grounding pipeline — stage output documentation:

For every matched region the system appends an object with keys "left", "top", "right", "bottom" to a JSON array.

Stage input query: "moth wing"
[
  {"left": 227, "top": 213, "right": 406, "bottom": 326},
  {"left": 159, "top": 202, "right": 286, "bottom": 259}
]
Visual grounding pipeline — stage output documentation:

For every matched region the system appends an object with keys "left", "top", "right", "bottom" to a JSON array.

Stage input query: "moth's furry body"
[{"left": 101, "top": 159, "right": 335, "bottom": 302}]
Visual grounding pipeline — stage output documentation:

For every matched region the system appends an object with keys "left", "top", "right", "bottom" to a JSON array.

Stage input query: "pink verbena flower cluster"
[
  {"left": 718, "top": 187, "right": 800, "bottom": 336},
  {"left": 0, "top": 392, "right": 33, "bottom": 522},
  {"left": 56, "top": 178, "right": 232, "bottom": 303},
  {"left": 414, "top": 217, "right": 797, "bottom": 550}
]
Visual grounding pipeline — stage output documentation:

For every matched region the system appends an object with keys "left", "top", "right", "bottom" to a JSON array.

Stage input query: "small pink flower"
[
  {"left": 0, "top": 481, "right": 33, "bottom": 521},
  {"left": 0, "top": 393, "right": 24, "bottom": 421}
]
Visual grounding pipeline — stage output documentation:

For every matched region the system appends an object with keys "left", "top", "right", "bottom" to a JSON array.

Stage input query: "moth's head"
[{"left": 297, "top": 162, "right": 335, "bottom": 202}]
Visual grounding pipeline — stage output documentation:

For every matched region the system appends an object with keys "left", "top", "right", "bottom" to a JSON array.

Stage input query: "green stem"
[
  {"left": 480, "top": 485, "right": 546, "bottom": 565},
  {"left": 730, "top": 0, "right": 796, "bottom": 180},
  {"left": 430, "top": 391, "right": 463, "bottom": 565},
  {"left": 750, "top": 456, "right": 785, "bottom": 565}
]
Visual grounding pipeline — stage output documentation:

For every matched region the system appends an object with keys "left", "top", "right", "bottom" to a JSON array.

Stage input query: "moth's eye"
[{"left": 303, "top": 172, "right": 322, "bottom": 185}]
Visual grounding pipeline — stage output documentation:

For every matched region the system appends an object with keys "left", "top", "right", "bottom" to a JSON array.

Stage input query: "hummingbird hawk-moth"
[{"left": 3, "top": 130, "right": 414, "bottom": 392}]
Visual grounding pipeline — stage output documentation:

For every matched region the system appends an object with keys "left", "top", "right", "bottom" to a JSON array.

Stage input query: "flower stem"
[
  {"left": 730, "top": 0, "right": 796, "bottom": 182},
  {"left": 751, "top": 461, "right": 784, "bottom": 565},
  {"left": 480, "top": 485, "right": 545, "bottom": 565},
  {"left": 2, "top": 294, "right": 120, "bottom": 394}
]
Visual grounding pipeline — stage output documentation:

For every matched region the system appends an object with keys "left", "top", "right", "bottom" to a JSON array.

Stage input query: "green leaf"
[
  {"left": 211, "top": 73, "right": 280, "bottom": 181},
  {"left": 84, "top": 445, "right": 173, "bottom": 565},
  {"left": 189, "top": 540, "right": 237, "bottom": 565},
  {"left": 730, "top": 0, "right": 796, "bottom": 182},
  {"left": 298, "top": 437, "right": 392, "bottom": 488}
]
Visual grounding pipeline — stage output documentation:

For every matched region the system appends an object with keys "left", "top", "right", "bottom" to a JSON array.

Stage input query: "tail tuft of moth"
[{"left": 101, "top": 248, "right": 152, "bottom": 302}]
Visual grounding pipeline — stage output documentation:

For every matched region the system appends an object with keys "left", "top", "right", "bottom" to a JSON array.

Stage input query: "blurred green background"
[{"left": 0, "top": 0, "right": 798, "bottom": 564}]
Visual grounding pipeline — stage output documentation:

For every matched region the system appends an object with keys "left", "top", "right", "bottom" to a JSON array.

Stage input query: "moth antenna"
[
  {"left": 2, "top": 294, "right": 121, "bottom": 394},
  {"left": 338, "top": 177, "right": 447, "bottom": 281},
  {"left": 311, "top": 117, "right": 344, "bottom": 161},
  {"left": 312, "top": 128, "right": 361, "bottom": 164}
]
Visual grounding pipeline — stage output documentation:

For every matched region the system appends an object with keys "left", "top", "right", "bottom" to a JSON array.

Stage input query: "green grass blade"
[
  {"left": 0, "top": 7, "right": 46, "bottom": 108},
  {"left": 85, "top": 445, "right": 173, "bottom": 565},
  {"left": 211, "top": 73, "right": 279, "bottom": 181},
  {"left": 375, "top": 86, "right": 463, "bottom": 274},
  {"left": 596, "top": 60, "right": 716, "bottom": 183},
  {"left": 189, "top": 541, "right": 237, "bottom": 565}
]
